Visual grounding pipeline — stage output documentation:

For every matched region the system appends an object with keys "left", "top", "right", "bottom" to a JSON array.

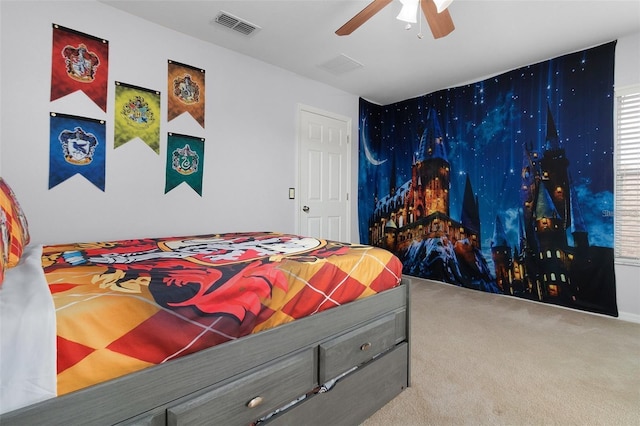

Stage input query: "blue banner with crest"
[{"left": 49, "top": 113, "right": 106, "bottom": 191}]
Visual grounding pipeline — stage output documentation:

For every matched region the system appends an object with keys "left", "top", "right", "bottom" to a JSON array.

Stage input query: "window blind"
[{"left": 615, "top": 85, "right": 640, "bottom": 265}]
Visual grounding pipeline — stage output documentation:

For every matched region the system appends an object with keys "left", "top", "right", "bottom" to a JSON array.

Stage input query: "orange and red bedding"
[{"left": 43, "top": 232, "right": 402, "bottom": 395}]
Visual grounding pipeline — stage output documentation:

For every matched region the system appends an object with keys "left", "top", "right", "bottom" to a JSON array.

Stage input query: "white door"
[{"left": 298, "top": 106, "right": 351, "bottom": 242}]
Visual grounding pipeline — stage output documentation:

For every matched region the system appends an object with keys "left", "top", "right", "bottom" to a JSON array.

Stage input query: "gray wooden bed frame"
[{"left": 1, "top": 278, "right": 410, "bottom": 426}]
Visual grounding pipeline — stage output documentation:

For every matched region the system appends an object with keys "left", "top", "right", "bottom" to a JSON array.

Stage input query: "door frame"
[{"left": 296, "top": 104, "right": 352, "bottom": 241}]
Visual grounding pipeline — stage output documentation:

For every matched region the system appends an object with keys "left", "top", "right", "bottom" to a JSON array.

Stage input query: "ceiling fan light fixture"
[
  {"left": 396, "top": 0, "right": 419, "bottom": 23},
  {"left": 433, "top": 0, "right": 454, "bottom": 14}
]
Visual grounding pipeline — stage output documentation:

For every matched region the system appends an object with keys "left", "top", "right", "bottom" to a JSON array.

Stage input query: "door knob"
[{"left": 302, "top": 206, "right": 310, "bottom": 212}]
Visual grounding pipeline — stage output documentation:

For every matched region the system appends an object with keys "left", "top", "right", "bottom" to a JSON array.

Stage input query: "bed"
[{"left": 0, "top": 178, "right": 410, "bottom": 425}]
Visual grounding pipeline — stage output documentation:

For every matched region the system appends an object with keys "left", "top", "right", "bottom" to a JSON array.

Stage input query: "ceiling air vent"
[{"left": 213, "top": 11, "right": 261, "bottom": 37}]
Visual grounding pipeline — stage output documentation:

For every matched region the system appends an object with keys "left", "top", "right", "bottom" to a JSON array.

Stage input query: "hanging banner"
[
  {"left": 50, "top": 24, "right": 109, "bottom": 112},
  {"left": 165, "top": 133, "right": 205, "bottom": 195},
  {"left": 49, "top": 113, "right": 106, "bottom": 191},
  {"left": 114, "top": 82, "right": 161, "bottom": 153},
  {"left": 167, "top": 60, "right": 205, "bottom": 128},
  {"left": 358, "top": 42, "right": 617, "bottom": 317}
]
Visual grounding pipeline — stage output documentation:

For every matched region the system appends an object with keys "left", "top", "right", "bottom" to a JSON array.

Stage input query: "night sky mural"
[{"left": 358, "top": 42, "right": 617, "bottom": 316}]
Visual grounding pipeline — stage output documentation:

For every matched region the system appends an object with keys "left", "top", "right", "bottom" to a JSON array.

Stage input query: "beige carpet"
[{"left": 362, "top": 278, "right": 640, "bottom": 426}]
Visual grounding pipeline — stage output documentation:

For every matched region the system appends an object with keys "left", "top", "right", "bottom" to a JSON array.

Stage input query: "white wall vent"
[{"left": 212, "top": 11, "right": 261, "bottom": 37}]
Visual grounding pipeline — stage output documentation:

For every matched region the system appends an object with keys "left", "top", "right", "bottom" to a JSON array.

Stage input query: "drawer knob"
[
  {"left": 360, "top": 342, "right": 372, "bottom": 351},
  {"left": 247, "top": 396, "right": 264, "bottom": 408}
]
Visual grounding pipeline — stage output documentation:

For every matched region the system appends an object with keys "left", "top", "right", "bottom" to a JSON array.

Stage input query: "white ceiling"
[{"left": 100, "top": 0, "right": 640, "bottom": 105}]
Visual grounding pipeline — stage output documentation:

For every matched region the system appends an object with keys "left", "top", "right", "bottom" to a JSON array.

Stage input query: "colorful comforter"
[{"left": 42, "top": 232, "right": 403, "bottom": 395}]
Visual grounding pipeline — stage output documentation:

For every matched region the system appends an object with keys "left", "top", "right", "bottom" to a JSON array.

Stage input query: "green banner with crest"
[{"left": 165, "top": 133, "right": 205, "bottom": 195}]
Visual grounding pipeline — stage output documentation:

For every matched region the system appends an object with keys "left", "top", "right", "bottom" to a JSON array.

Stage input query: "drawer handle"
[
  {"left": 360, "top": 342, "right": 372, "bottom": 351},
  {"left": 247, "top": 396, "right": 264, "bottom": 409}
]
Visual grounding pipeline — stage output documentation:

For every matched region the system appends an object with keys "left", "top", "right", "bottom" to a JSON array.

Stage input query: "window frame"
[{"left": 614, "top": 84, "right": 640, "bottom": 266}]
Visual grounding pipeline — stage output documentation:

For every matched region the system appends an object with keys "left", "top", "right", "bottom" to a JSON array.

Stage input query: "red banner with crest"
[{"left": 50, "top": 24, "right": 109, "bottom": 112}]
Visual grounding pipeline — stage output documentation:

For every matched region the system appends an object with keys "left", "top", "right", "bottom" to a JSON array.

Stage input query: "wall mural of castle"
[{"left": 358, "top": 42, "right": 617, "bottom": 317}]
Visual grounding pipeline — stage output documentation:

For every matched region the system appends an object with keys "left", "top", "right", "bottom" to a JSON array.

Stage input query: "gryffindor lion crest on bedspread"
[{"left": 44, "top": 232, "right": 352, "bottom": 322}]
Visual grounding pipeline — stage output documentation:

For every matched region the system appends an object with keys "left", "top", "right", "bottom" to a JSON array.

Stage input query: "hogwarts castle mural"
[{"left": 358, "top": 42, "right": 617, "bottom": 317}]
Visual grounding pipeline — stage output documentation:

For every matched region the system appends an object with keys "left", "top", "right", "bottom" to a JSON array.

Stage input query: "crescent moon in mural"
[{"left": 361, "top": 117, "right": 387, "bottom": 166}]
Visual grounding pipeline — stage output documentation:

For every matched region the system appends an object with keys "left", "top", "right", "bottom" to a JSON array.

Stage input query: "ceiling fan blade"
[
  {"left": 336, "top": 0, "right": 394, "bottom": 36},
  {"left": 421, "top": 0, "right": 455, "bottom": 39}
]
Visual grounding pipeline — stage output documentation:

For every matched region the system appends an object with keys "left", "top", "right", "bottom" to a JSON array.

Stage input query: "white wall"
[
  {"left": 0, "top": 0, "right": 360, "bottom": 245},
  {"left": 1, "top": 1, "right": 638, "bottom": 321}
]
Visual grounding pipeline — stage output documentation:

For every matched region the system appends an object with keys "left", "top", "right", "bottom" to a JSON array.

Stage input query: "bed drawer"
[
  {"left": 269, "top": 342, "right": 409, "bottom": 425},
  {"left": 318, "top": 313, "right": 397, "bottom": 383},
  {"left": 166, "top": 348, "right": 315, "bottom": 426}
]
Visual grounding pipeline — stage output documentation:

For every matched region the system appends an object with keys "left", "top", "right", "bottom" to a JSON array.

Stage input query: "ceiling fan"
[{"left": 336, "top": 0, "right": 455, "bottom": 39}]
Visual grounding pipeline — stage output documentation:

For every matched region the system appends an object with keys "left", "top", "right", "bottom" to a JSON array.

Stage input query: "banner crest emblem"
[
  {"left": 62, "top": 43, "right": 100, "bottom": 83},
  {"left": 59, "top": 126, "right": 98, "bottom": 165},
  {"left": 121, "top": 95, "right": 156, "bottom": 128},
  {"left": 172, "top": 144, "right": 199, "bottom": 175},
  {"left": 173, "top": 74, "right": 200, "bottom": 105}
]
